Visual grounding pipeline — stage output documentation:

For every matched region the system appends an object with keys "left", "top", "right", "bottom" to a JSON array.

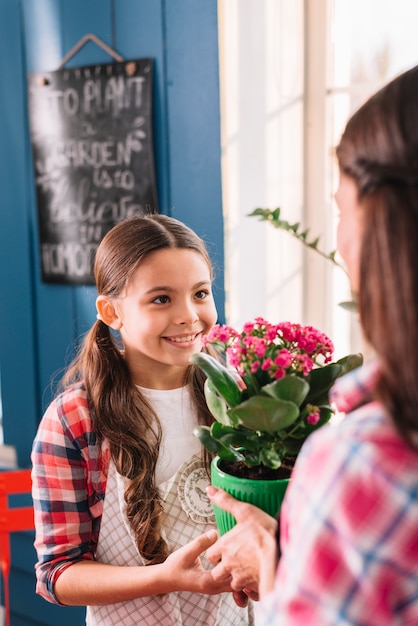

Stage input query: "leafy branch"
[
  {"left": 249, "top": 207, "right": 348, "bottom": 277},
  {"left": 249, "top": 207, "right": 356, "bottom": 311}
]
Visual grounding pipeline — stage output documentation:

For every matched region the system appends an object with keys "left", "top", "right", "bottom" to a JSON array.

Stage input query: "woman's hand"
[{"left": 205, "top": 486, "right": 279, "bottom": 599}]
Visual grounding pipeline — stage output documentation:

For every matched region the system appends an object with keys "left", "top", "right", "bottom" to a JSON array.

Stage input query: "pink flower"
[
  {"left": 253, "top": 316, "right": 269, "bottom": 327},
  {"left": 274, "top": 349, "right": 292, "bottom": 369},
  {"left": 218, "top": 328, "right": 234, "bottom": 343},
  {"left": 265, "top": 325, "right": 280, "bottom": 341},
  {"left": 204, "top": 324, "right": 239, "bottom": 345},
  {"left": 243, "top": 335, "right": 255, "bottom": 349},
  {"left": 277, "top": 321, "right": 299, "bottom": 343},
  {"left": 306, "top": 403, "right": 320, "bottom": 424},
  {"left": 243, "top": 321, "right": 256, "bottom": 335},
  {"left": 274, "top": 367, "right": 285, "bottom": 380},
  {"left": 296, "top": 354, "right": 314, "bottom": 376},
  {"left": 203, "top": 318, "right": 336, "bottom": 408},
  {"left": 254, "top": 339, "right": 268, "bottom": 358},
  {"left": 251, "top": 361, "right": 260, "bottom": 373},
  {"left": 307, "top": 412, "right": 320, "bottom": 425},
  {"left": 227, "top": 346, "right": 245, "bottom": 368}
]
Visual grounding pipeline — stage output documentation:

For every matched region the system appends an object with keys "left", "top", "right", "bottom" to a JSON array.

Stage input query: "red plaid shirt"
[
  {"left": 257, "top": 359, "right": 418, "bottom": 625},
  {"left": 31, "top": 384, "right": 110, "bottom": 604}
]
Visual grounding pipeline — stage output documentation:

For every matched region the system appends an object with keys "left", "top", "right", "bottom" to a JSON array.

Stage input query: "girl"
[
  {"left": 31, "top": 214, "right": 253, "bottom": 625},
  {"left": 204, "top": 64, "right": 418, "bottom": 624}
]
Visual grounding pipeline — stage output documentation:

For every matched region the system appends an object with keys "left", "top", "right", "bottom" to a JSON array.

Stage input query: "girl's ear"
[{"left": 96, "top": 296, "right": 123, "bottom": 330}]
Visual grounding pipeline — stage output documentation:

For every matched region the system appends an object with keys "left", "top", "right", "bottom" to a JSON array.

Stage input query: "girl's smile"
[{"left": 163, "top": 333, "right": 202, "bottom": 345}]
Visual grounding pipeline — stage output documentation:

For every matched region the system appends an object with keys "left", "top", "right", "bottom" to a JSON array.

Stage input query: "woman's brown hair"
[
  {"left": 62, "top": 214, "right": 216, "bottom": 563},
  {"left": 336, "top": 64, "right": 418, "bottom": 446}
]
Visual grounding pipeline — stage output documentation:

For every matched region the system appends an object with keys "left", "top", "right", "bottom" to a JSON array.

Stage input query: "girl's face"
[
  {"left": 97, "top": 247, "right": 217, "bottom": 389},
  {"left": 335, "top": 172, "right": 364, "bottom": 293}
]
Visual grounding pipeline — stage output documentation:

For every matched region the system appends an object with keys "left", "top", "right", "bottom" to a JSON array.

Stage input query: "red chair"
[{"left": 0, "top": 470, "right": 34, "bottom": 626}]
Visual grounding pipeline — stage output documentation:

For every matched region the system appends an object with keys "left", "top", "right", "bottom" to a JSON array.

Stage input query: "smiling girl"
[{"left": 31, "top": 214, "right": 253, "bottom": 625}]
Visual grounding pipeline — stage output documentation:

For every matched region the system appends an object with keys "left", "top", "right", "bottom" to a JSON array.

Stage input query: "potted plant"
[{"left": 192, "top": 317, "right": 362, "bottom": 532}]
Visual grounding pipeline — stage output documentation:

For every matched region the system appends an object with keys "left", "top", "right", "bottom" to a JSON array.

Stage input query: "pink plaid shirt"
[{"left": 257, "top": 359, "right": 418, "bottom": 625}]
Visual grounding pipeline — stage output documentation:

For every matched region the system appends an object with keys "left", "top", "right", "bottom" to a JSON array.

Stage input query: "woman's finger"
[
  {"left": 232, "top": 589, "right": 249, "bottom": 608},
  {"left": 206, "top": 486, "right": 254, "bottom": 521},
  {"left": 207, "top": 486, "right": 278, "bottom": 534}
]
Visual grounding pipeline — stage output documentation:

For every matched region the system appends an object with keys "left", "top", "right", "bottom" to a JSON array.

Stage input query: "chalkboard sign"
[{"left": 27, "top": 58, "right": 158, "bottom": 285}]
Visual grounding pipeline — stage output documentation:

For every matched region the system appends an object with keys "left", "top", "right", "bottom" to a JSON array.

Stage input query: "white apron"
[{"left": 86, "top": 453, "right": 254, "bottom": 625}]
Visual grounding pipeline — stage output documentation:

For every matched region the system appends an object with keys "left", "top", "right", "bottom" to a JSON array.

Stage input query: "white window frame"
[{"left": 218, "top": 0, "right": 345, "bottom": 349}]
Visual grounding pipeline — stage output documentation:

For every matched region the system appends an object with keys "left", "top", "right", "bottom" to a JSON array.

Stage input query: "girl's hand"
[
  {"left": 204, "top": 487, "right": 279, "bottom": 598},
  {"left": 53, "top": 529, "right": 234, "bottom": 605},
  {"left": 163, "top": 529, "right": 233, "bottom": 595}
]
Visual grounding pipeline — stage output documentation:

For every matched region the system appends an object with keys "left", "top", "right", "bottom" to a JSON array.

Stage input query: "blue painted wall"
[{"left": 0, "top": 1, "right": 223, "bottom": 623}]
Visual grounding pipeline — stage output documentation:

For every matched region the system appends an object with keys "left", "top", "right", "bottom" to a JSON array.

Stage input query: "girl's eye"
[
  {"left": 152, "top": 295, "right": 170, "bottom": 304},
  {"left": 195, "top": 289, "right": 210, "bottom": 300}
]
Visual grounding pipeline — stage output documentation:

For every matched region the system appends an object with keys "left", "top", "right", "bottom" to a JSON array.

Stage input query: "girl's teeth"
[{"left": 170, "top": 336, "right": 194, "bottom": 343}]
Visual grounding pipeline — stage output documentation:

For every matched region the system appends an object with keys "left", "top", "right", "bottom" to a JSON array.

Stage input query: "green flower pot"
[{"left": 211, "top": 455, "right": 290, "bottom": 535}]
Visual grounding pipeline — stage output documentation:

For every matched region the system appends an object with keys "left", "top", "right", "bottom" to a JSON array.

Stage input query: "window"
[{"left": 218, "top": 0, "right": 418, "bottom": 357}]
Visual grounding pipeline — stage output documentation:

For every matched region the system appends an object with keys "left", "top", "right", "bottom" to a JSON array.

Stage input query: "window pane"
[{"left": 326, "top": 0, "right": 418, "bottom": 356}]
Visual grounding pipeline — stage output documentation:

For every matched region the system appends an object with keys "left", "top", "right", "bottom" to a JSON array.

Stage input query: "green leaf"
[
  {"left": 193, "top": 425, "right": 242, "bottom": 462},
  {"left": 260, "top": 448, "right": 282, "bottom": 470},
  {"left": 191, "top": 352, "right": 242, "bottom": 407},
  {"left": 338, "top": 301, "right": 358, "bottom": 312},
  {"left": 217, "top": 447, "right": 245, "bottom": 463},
  {"left": 305, "top": 363, "right": 343, "bottom": 404},
  {"left": 282, "top": 437, "right": 305, "bottom": 455},
  {"left": 204, "top": 378, "right": 234, "bottom": 425},
  {"left": 211, "top": 422, "right": 259, "bottom": 451},
  {"left": 304, "top": 354, "right": 362, "bottom": 406},
  {"left": 219, "top": 431, "right": 260, "bottom": 451},
  {"left": 336, "top": 353, "right": 363, "bottom": 375},
  {"left": 263, "top": 375, "right": 309, "bottom": 407},
  {"left": 193, "top": 426, "right": 223, "bottom": 454},
  {"left": 210, "top": 421, "right": 237, "bottom": 439},
  {"left": 229, "top": 396, "right": 300, "bottom": 434},
  {"left": 243, "top": 452, "right": 263, "bottom": 466},
  {"left": 210, "top": 422, "right": 244, "bottom": 461}
]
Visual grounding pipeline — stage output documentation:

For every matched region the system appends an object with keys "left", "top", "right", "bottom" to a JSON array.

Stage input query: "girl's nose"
[{"left": 177, "top": 301, "right": 199, "bottom": 325}]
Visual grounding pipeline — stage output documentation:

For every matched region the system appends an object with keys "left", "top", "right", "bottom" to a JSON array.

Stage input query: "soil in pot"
[{"left": 219, "top": 456, "right": 297, "bottom": 481}]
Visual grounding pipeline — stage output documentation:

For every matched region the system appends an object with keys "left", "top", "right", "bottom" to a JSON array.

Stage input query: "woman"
[{"left": 204, "top": 64, "right": 418, "bottom": 624}]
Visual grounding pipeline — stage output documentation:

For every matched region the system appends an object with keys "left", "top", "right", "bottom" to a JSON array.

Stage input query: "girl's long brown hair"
[
  {"left": 62, "top": 214, "right": 216, "bottom": 563},
  {"left": 336, "top": 65, "right": 418, "bottom": 447}
]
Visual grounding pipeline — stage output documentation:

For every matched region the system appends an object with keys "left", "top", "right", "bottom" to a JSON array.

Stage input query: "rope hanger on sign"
[{"left": 56, "top": 33, "right": 125, "bottom": 70}]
